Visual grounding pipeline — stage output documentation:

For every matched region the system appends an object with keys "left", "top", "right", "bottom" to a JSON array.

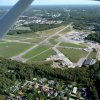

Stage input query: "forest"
[
  {"left": 85, "top": 33, "right": 100, "bottom": 44},
  {"left": 8, "top": 24, "right": 61, "bottom": 35},
  {"left": 0, "top": 57, "right": 100, "bottom": 100}
]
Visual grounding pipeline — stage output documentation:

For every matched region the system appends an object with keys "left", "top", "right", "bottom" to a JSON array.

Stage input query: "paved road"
[
  {"left": 3, "top": 39, "right": 33, "bottom": 44},
  {"left": 56, "top": 46, "right": 84, "bottom": 50},
  {"left": 52, "top": 47, "right": 74, "bottom": 68},
  {"left": 97, "top": 48, "right": 100, "bottom": 60},
  {"left": 23, "top": 48, "right": 51, "bottom": 62},
  {"left": 0, "top": 41, "right": 9, "bottom": 43},
  {"left": 6, "top": 35, "right": 33, "bottom": 39},
  {"left": 11, "top": 44, "right": 38, "bottom": 60},
  {"left": 77, "top": 49, "right": 92, "bottom": 67}
]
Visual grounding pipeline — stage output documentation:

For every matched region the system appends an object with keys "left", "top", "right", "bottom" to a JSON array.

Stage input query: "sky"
[{"left": 0, "top": 0, "right": 100, "bottom": 6}]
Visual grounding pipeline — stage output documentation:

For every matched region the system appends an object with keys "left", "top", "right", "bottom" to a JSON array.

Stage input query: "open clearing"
[
  {"left": 88, "top": 50, "right": 97, "bottom": 59},
  {"left": 0, "top": 42, "right": 33, "bottom": 58},
  {"left": 0, "top": 95, "right": 6, "bottom": 100},
  {"left": 48, "top": 35, "right": 59, "bottom": 45},
  {"left": 1, "top": 25, "right": 69, "bottom": 61},
  {"left": 0, "top": 23, "right": 96, "bottom": 66},
  {"left": 28, "top": 49, "right": 56, "bottom": 62},
  {"left": 60, "top": 42, "right": 86, "bottom": 48},
  {"left": 23, "top": 45, "right": 50, "bottom": 58},
  {"left": 20, "top": 37, "right": 43, "bottom": 43},
  {"left": 16, "top": 26, "right": 31, "bottom": 30},
  {"left": 36, "top": 25, "right": 65, "bottom": 36},
  {"left": 59, "top": 26, "right": 71, "bottom": 34},
  {"left": 48, "top": 38, "right": 58, "bottom": 45},
  {"left": 13, "top": 32, "right": 38, "bottom": 38},
  {"left": 58, "top": 48, "right": 88, "bottom": 63},
  {"left": 4, "top": 35, "right": 26, "bottom": 40}
]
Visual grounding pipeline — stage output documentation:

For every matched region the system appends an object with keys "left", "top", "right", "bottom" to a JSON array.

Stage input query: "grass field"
[
  {"left": 21, "top": 38, "right": 43, "bottom": 43},
  {"left": 23, "top": 45, "right": 50, "bottom": 58},
  {"left": 28, "top": 49, "right": 56, "bottom": 62},
  {"left": 60, "top": 42, "right": 86, "bottom": 48},
  {"left": 0, "top": 42, "right": 33, "bottom": 58},
  {"left": 4, "top": 35, "right": 26, "bottom": 40},
  {"left": 48, "top": 35, "right": 59, "bottom": 45},
  {"left": 9, "top": 32, "right": 38, "bottom": 38},
  {"left": 16, "top": 26, "right": 31, "bottom": 30},
  {"left": 37, "top": 25, "right": 65, "bottom": 36},
  {"left": 0, "top": 95, "right": 6, "bottom": 100},
  {"left": 60, "top": 26, "right": 71, "bottom": 34},
  {"left": 48, "top": 38, "right": 58, "bottom": 45},
  {"left": 4, "top": 25, "right": 64, "bottom": 41},
  {"left": 0, "top": 40, "right": 6, "bottom": 42},
  {"left": 52, "top": 35, "right": 60, "bottom": 39},
  {"left": 88, "top": 50, "right": 97, "bottom": 59},
  {"left": 58, "top": 48, "right": 88, "bottom": 62}
]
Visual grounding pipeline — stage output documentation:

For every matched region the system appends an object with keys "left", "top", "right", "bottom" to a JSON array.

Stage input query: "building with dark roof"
[{"left": 83, "top": 58, "right": 96, "bottom": 66}]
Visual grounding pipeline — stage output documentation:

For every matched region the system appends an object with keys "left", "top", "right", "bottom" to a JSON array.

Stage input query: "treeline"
[
  {"left": 5, "top": 6, "right": 100, "bottom": 35},
  {"left": 85, "top": 33, "right": 100, "bottom": 44},
  {"left": 0, "top": 58, "right": 100, "bottom": 99},
  {"left": 73, "top": 21, "right": 91, "bottom": 30},
  {"left": 25, "top": 23, "right": 61, "bottom": 32},
  {"left": 8, "top": 30, "right": 31, "bottom": 35},
  {"left": 8, "top": 24, "right": 61, "bottom": 35},
  {"left": 68, "top": 7, "right": 100, "bottom": 30}
]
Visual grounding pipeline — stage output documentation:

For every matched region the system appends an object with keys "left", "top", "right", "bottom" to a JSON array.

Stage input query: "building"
[
  {"left": 42, "top": 86, "right": 49, "bottom": 93},
  {"left": 7, "top": 96, "right": 14, "bottom": 100},
  {"left": 46, "top": 55, "right": 61, "bottom": 61},
  {"left": 83, "top": 58, "right": 96, "bottom": 66},
  {"left": 72, "top": 87, "right": 78, "bottom": 94}
]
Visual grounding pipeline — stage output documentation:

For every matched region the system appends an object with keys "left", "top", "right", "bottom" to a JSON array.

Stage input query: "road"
[
  {"left": 4, "top": 39, "right": 33, "bottom": 44},
  {"left": 23, "top": 48, "right": 51, "bottom": 62},
  {"left": 11, "top": 23, "right": 72, "bottom": 61},
  {"left": 52, "top": 47, "right": 74, "bottom": 68},
  {"left": 97, "top": 47, "right": 100, "bottom": 60},
  {"left": 77, "top": 49, "right": 92, "bottom": 67}
]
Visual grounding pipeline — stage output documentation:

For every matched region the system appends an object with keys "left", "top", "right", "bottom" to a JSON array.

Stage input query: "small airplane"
[{"left": 0, "top": 0, "right": 34, "bottom": 39}]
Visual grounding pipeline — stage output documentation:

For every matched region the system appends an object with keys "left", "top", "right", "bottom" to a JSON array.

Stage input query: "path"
[{"left": 52, "top": 47, "right": 74, "bottom": 68}]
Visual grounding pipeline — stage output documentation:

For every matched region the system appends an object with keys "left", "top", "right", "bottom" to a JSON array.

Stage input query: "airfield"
[{"left": 0, "top": 23, "right": 99, "bottom": 68}]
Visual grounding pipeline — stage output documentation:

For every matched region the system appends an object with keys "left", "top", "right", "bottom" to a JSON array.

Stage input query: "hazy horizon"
[
  {"left": 0, "top": 0, "right": 100, "bottom": 6},
  {"left": 0, "top": 4, "right": 100, "bottom": 7}
]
